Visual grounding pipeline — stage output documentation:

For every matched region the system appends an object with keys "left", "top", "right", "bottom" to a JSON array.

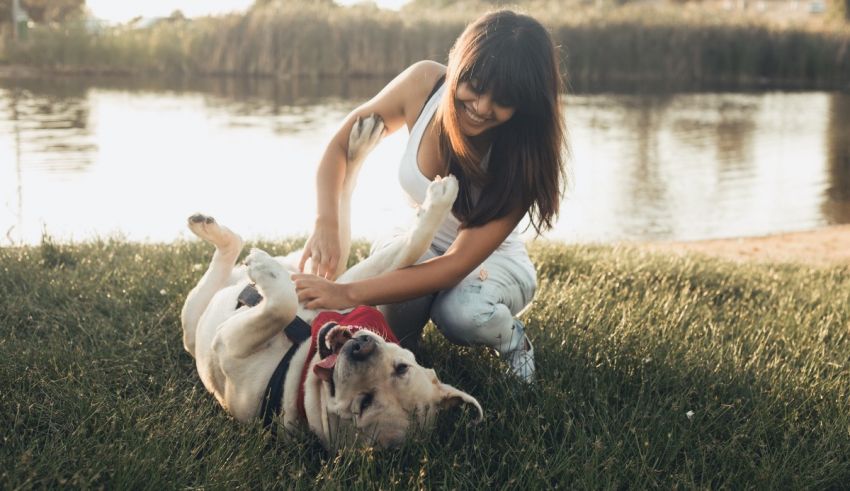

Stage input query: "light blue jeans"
[{"left": 373, "top": 241, "right": 538, "bottom": 355}]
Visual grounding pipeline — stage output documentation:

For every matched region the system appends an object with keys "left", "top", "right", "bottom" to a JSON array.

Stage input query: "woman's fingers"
[
  {"left": 296, "top": 287, "right": 314, "bottom": 303},
  {"left": 298, "top": 248, "right": 311, "bottom": 272},
  {"left": 320, "top": 254, "right": 338, "bottom": 280},
  {"left": 310, "top": 249, "right": 322, "bottom": 276},
  {"left": 293, "top": 273, "right": 349, "bottom": 311},
  {"left": 293, "top": 274, "right": 317, "bottom": 301},
  {"left": 294, "top": 282, "right": 327, "bottom": 309}
]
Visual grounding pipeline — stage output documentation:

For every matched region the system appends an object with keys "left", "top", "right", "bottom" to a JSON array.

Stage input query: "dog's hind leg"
[
  {"left": 213, "top": 248, "right": 298, "bottom": 359},
  {"left": 181, "top": 214, "right": 243, "bottom": 357}
]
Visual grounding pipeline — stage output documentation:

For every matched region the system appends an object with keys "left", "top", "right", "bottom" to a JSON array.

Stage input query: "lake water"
[{"left": 1, "top": 76, "right": 848, "bottom": 246}]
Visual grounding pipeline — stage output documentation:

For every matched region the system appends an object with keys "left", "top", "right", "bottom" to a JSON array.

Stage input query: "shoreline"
[
  {"left": 3, "top": 224, "right": 848, "bottom": 267},
  {"left": 634, "top": 224, "right": 850, "bottom": 266}
]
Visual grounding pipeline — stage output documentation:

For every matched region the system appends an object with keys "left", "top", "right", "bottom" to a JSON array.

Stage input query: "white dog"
[{"left": 180, "top": 115, "right": 482, "bottom": 449}]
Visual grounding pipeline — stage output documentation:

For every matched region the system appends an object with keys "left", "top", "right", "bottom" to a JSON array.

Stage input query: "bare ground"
[{"left": 636, "top": 225, "right": 850, "bottom": 267}]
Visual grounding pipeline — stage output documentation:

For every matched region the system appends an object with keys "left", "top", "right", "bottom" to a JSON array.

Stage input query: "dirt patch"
[{"left": 637, "top": 225, "right": 850, "bottom": 267}]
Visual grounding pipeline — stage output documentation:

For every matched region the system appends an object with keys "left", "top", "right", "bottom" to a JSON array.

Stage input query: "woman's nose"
[{"left": 473, "top": 93, "right": 493, "bottom": 117}]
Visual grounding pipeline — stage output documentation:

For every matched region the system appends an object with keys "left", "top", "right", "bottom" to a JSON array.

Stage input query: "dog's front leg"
[
  {"left": 213, "top": 249, "right": 298, "bottom": 359},
  {"left": 399, "top": 175, "right": 459, "bottom": 266},
  {"left": 335, "top": 114, "right": 385, "bottom": 278},
  {"left": 337, "top": 175, "right": 458, "bottom": 283}
]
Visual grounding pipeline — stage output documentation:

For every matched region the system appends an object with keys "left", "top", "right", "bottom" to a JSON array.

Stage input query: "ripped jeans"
[{"left": 373, "top": 241, "right": 538, "bottom": 355}]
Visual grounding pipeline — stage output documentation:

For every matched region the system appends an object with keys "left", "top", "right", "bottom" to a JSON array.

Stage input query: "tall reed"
[{"left": 5, "top": 2, "right": 850, "bottom": 88}]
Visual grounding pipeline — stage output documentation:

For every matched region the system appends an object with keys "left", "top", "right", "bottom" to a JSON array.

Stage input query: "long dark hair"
[{"left": 436, "top": 10, "right": 567, "bottom": 235}]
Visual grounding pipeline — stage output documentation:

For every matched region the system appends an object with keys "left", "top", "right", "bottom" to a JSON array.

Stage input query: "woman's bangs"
[{"left": 465, "top": 46, "right": 546, "bottom": 113}]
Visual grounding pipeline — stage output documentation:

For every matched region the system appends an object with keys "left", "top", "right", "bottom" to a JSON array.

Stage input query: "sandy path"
[{"left": 637, "top": 225, "right": 850, "bottom": 267}]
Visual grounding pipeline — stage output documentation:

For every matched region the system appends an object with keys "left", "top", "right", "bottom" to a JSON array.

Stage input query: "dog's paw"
[
  {"left": 423, "top": 174, "right": 459, "bottom": 211},
  {"left": 188, "top": 213, "right": 242, "bottom": 252},
  {"left": 245, "top": 248, "right": 297, "bottom": 316},
  {"left": 245, "top": 248, "right": 289, "bottom": 287},
  {"left": 347, "top": 114, "right": 385, "bottom": 162}
]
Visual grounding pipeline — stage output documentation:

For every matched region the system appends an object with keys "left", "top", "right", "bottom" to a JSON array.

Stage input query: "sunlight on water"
[
  {"left": 1, "top": 78, "right": 848, "bottom": 246},
  {"left": 560, "top": 92, "right": 839, "bottom": 242},
  {"left": 0, "top": 88, "right": 415, "bottom": 244}
]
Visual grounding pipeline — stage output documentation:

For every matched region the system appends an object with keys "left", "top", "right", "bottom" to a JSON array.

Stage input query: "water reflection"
[
  {"left": 623, "top": 94, "right": 675, "bottom": 239},
  {"left": 2, "top": 84, "right": 96, "bottom": 174},
  {"left": 824, "top": 93, "right": 850, "bottom": 222},
  {"left": 1, "top": 82, "right": 99, "bottom": 242},
  {"left": 1, "top": 76, "right": 848, "bottom": 245}
]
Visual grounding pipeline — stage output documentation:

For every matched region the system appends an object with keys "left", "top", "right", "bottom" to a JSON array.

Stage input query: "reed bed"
[
  {"left": 1, "top": 237, "right": 849, "bottom": 487},
  {"left": 4, "top": 2, "right": 850, "bottom": 87}
]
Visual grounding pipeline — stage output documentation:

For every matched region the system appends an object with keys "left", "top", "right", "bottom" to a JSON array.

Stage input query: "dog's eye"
[
  {"left": 394, "top": 363, "right": 409, "bottom": 376},
  {"left": 359, "top": 392, "right": 374, "bottom": 413}
]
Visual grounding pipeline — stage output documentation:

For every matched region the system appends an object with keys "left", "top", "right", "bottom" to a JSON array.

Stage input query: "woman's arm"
[
  {"left": 293, "top": 207, "right": 524, "bottom": 310},
  {"left": 300, "top": 60, "right": 446, "bottom": 279}
]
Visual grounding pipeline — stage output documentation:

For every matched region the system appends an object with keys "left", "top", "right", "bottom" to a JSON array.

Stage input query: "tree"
[
  {"left": 1, "top": 0, "right": 85, "bottom": 25},
  {"left": 252, "top": 0, "right": 335, "bottom": 8},
  {"left": 826, "top": 0, "right": 850, "bottom": 20}
]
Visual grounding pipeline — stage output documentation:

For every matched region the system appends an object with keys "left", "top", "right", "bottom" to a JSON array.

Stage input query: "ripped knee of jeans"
[{"left": 432, "top": 292, "right": 522, "bottom": 351}]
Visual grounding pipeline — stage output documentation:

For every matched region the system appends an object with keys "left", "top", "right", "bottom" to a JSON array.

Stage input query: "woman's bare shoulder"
[
  {"left": 408, "top": 60, "right": 447, "bottom": 78},
  {"left": 397, "top": 61, "right": 446, "bottom": 125}
]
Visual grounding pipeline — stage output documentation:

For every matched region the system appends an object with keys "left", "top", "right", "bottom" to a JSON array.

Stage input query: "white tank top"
[{"left": 398, "top": 84, "right": 528, "bottom": 256}]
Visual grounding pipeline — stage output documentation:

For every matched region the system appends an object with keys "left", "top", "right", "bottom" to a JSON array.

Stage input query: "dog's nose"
[{"left": 348, "top": 336, "right": 376, "bottom": 361}]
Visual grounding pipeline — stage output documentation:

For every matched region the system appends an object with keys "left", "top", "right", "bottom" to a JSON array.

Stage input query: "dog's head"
[{"left": 311, "top": 324, "right": 482, "bottom": 449}]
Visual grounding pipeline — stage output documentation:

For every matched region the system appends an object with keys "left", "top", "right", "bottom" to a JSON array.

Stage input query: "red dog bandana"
[{"left": 297, "top": 306, "right": 398, "bottom": 420}]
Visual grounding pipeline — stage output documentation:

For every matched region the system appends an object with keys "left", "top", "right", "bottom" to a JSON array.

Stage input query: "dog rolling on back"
[{"left": 180, "top": 115, "right": 481, "bottom": 449}]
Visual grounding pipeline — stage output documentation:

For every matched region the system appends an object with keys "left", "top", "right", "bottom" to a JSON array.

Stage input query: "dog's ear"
[{"left": 436, "top": 383, "right": 483, "bottom": 423}]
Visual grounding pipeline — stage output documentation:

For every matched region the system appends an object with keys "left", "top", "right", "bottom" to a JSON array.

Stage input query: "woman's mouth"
[{"left": 463, "top": 104, "right": 489, "bottom": 125}]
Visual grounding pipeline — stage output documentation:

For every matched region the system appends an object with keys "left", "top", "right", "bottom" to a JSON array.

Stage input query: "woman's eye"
[
  {"left": 394, "top": 363, "right": 409, "bottom": 376},
  {"left": 359, "top": 392, "right": 374, "bottom": 413}
]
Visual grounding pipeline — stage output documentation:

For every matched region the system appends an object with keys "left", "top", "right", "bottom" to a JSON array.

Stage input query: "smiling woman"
[{"left": 294, "top": 10, "right": 567, "bottom": 384}]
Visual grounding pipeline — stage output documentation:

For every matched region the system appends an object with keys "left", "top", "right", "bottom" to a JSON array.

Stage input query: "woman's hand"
[
  {"left": 293, "top": 273, "right": 355, "bottom": 310},
  {"left": 299, "top": 219, "right": 340, "bottom": 280}
]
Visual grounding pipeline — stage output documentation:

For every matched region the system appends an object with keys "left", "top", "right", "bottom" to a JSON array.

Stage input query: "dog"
[{"left": 180, "top": 115, "right": 482, "bottom": 449}]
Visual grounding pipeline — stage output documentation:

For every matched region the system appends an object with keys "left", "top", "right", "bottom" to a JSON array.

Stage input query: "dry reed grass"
[{"left": 4, "top": 1, "right": 850, "bottom": 87}]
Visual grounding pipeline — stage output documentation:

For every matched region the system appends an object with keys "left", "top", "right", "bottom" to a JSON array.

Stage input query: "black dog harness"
[{"left": 236, "top": 284, "right": 311, "bottom": 431}]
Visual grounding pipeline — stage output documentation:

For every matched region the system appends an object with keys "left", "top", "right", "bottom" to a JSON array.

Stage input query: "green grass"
[{"left": 2, "top": 237, "right": 849, "bottom": 488}]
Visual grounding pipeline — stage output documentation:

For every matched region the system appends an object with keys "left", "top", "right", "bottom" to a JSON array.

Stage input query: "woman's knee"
[{"left": 431, "top": 287, "right": 518, "bottom": 349}]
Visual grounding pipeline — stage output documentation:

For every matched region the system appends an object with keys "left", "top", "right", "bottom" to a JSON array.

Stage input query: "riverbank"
[{"left": 636, "top": 224, "right": 850, "bottom": 266}]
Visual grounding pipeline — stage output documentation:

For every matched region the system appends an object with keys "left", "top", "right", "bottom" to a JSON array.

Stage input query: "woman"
[{"left": 293, "top": 10, "right": 567, "bottom": 383}]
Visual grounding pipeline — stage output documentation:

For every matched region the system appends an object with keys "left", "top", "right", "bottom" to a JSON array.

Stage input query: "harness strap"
[
  {"left": 258, "top": 314, "right": 311, "bottom": 431},
  {"left": 235, "top": 284, "right": 313, "bottom": 432},
  {"left": 236, "top": 283, "right": 264, "bottom": 309}
]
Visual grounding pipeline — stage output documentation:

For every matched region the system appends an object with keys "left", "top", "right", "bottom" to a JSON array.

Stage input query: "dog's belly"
[
  {"left": 194, "top": 283, "right": 248, "bottom": 360},
  {"left": 195, "top": 278, "right": 307, "bottom": 422},
  {"left": 216, "top": 336, "right": 291, "bottom": 421}
]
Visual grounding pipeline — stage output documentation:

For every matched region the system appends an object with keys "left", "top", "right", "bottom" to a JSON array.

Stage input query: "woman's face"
[{"left": 455, "top": 80, "right": 516, "bottom": 137}]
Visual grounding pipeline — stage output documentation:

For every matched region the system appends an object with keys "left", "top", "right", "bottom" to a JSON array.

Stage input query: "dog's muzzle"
[{"left": 345, "top": 335, "right": 377, "bottom": 362}]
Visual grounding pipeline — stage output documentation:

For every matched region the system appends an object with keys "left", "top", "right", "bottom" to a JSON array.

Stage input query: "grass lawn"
[{"left": 1, "top": 237, "right": 849, "bottom": 488}]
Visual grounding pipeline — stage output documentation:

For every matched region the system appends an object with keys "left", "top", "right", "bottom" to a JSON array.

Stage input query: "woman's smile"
[
  {"left": 455, "top": 81, "right": 516, "bottom": 136},
  {"left": 463, "top": 103, "right": 490, "bottom": 125}
]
